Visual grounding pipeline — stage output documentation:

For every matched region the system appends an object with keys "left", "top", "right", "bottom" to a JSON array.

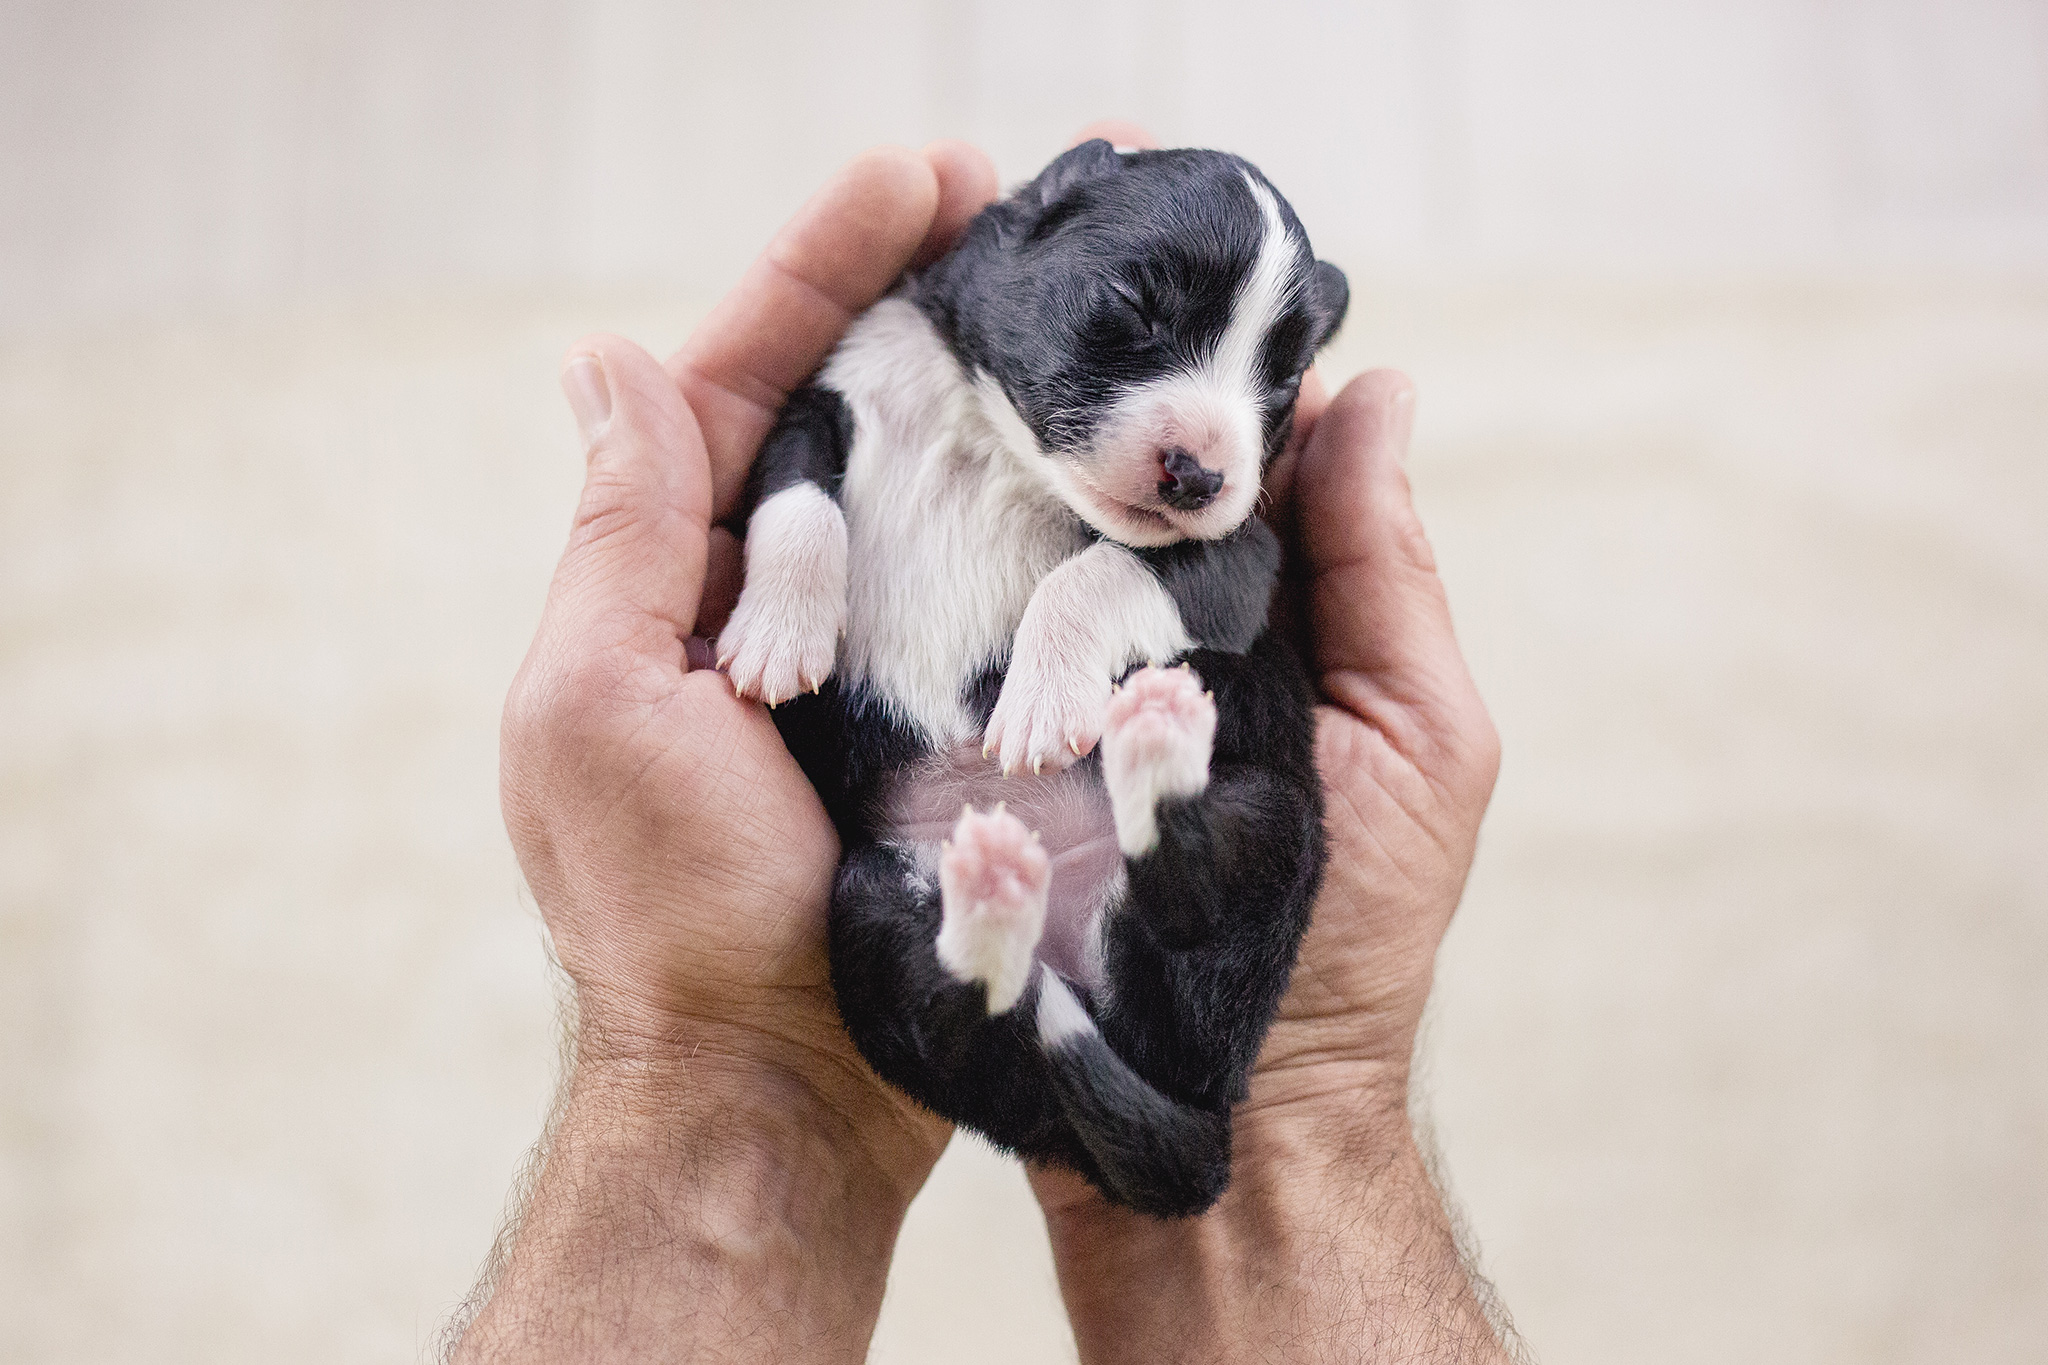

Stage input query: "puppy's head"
[{"left": 925, "top": 140, "right": 1348, "bottom": 547}]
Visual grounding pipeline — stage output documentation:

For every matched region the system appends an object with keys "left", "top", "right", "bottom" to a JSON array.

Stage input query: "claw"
[
  {"left": 993, "top": 800, "right": 1006, "bottom": 816},
  {"left": 1179, "top": 662, "right": 1191, "bottom": 672},
  {"left": 1001, "top": 762, "right": 1014, "bottom": 777},
  {"left": 962, "top": 803, "right": 974, "bottom": 821},
  {"left": 1069, "top": 737, "right": 1083, "bottom": 755},
  {"left": 982, "top": 741, "right": 995, "bottom": 760},
  {"left": 1204, "top": 690, "right": 1214, "bottom": 701},
  {"left": 1032, "top": 756, "right": 1043, "bottom": 775},
  {"left": 1028, "top": 829, "right": 1041, "bottom": 843},
  {"left": 715, "top": 654, "right": 733, "bottom": 671}
]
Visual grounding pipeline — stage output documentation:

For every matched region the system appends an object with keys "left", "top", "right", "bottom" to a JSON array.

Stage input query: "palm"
[
  {"left": 1251, "top": 373, "right": 1500, "bottom": 1099},
  {"left": 500, "top": 144, "right": 997, "bottom": 1179},
  {"left": 1255, "top": 706, "right": 1476, "bottom": 1083},
  {"left": 623, "top": 675, "right": 842, "bottom": 1002}
]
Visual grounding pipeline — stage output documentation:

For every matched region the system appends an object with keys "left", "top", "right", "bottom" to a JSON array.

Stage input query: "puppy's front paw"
[
  {"left": 716, "top": 585, "right": 840, "bottom": 706},
  {"left": 936, "top": 804, "right": 1049, "bottom": 1014},
  {"left": 982, "top": 656, "right": 1109, "bottom": 777},
  {"left": 1101, "top": 663, "right": 1216, "bottom": 856},
  {"left": 715, "top": 486, "right": 846, "bottom": 705}
]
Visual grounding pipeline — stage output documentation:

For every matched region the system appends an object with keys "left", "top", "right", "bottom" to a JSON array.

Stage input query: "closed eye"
[{"left": 1110, "top": 281, "right": 1165, "bottom": 341}]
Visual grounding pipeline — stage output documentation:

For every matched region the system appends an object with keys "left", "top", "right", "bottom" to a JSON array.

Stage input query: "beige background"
[{"left": 3, "top": 3, "right": 2045, "bottom": 1362}]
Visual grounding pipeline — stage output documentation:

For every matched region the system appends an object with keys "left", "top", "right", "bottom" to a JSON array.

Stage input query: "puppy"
[{"left": 717, "top": 140, "right": 1348, "bottom": 1217}]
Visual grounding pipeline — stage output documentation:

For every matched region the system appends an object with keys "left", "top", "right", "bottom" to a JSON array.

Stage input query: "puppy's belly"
[{"left": 883, "top": 745, "right": 1121, "bottom": 991}]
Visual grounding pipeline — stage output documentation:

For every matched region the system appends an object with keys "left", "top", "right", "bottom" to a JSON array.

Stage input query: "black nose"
[{"left": 1158, "top": 447, "right": 1225, "bottom": 511}]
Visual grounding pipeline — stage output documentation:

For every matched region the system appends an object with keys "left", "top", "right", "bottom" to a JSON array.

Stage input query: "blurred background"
[{"left": 3, "top": 2, "right": 2044, "bottom": 1362}]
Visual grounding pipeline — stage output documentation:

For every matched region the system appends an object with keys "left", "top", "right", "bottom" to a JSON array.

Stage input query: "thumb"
[
  {"left": 1294, "top": 371, "right": 1493, "bottom": 773},
  {"left": 542, "top": 334, "right": 714, "bottom": 673}
]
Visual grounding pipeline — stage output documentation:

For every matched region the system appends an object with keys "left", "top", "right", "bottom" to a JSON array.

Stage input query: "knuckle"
[
  {"left": 505, "top": 651, "right": 623, "bottom": 753},
  {"left": 567, "top": 466, "right": 645, "bottom": 550},
  {"left": 1390, "top": 505, "right": 1438, "bottom": 575}
]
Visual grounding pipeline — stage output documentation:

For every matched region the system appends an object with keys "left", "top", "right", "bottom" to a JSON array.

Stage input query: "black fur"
[
  {"left": 733, "top": 145, "right": 1346, "bottom": 1217},
  {"left": 1134, "top": 520, "right": 1282, "bottom": 653},
  {"left": 916, "top": 142, "right": 1347, "bottom": 464},
  {"left": 733, "top": 384, "right": 853, "bottom": 534}
]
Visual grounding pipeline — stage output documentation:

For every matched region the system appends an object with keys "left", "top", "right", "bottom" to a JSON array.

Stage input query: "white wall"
[{"left": 5, "top": 0, "right": 2046, "bottom": 334}]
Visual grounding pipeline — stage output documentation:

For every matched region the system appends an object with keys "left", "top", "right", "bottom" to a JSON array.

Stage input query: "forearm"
[
  {"left": 1043, "top": 1095, "right": 1513, "bottom": 1365},
  {"left": 451, "top": 1054, "right": 915, "bottom": 1364}
]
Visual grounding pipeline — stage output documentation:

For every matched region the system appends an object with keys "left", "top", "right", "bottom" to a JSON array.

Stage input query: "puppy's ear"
[
  {"left": 1308, "top": 259, "right": 1349, "bottom": 350},
  {"left": 1025, "top": 138, "right": 1123, "bottom": 208}
]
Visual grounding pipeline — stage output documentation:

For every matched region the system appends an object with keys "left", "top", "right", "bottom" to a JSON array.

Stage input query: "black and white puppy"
[{"left": 717, "top": 141, "right": 1348, "bottom": 1217}]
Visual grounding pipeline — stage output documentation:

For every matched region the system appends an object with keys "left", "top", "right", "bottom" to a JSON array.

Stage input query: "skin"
[{"left": 452, "top": 124, "right": 1509, "bottom": 1363}]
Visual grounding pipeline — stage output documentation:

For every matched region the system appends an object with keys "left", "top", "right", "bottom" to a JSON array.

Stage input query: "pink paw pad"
[
  {"left": 1101, "top": 664, "right": 1216, "bottom": 856},
  {"left": 935, "top": 804, "right": 1050, "bottom": 1014}
]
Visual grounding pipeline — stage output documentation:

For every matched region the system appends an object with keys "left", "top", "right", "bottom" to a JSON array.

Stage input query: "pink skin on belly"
[{"left": 884, "top": 744, "right": 1123, "bottom": 990}]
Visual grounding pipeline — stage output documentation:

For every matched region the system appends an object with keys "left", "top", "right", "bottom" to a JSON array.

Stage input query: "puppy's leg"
[
  {"left": 717, "top": 385, "right": 851, "bottom": 704},
  {"left": 983, "top": 542, "right": 1191, "bottom": 777},
  {"left": 1020, "top": 642, "right": 1320, "bottom": 1214},
  {"left": 1101, "top": 662, "right": 1218, "bottom": 873},
  {"left": 717, "top": 483, "right": 846, "bottom": 704},
  {"left": 830, "top": 839, "right": 1083, "bottom": 1162},
  {"left": 1094, "top": 640, "right": 1325, "bottom": 1106},
  {"left": 935, "top": 804, "right": 1050, "bottom": 1015}
]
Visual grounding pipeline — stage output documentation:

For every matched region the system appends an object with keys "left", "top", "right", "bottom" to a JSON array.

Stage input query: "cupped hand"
[
  {"left": 1035, "top": 122, "right": 1500, "bottom": 1224},
  {"left": 498, "top": 140, "right": 998, "bottom": 1191},
  {"left": 1259, "top": 369, "right": 1501, "bottom": 1108}
]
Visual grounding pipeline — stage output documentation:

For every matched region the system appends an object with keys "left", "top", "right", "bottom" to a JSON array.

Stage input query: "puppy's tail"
[{"left": 1033, "top": 969, "right": 1231, "bottom": 1218}]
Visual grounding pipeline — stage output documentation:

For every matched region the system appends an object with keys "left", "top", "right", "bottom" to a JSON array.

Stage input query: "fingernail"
[{"left": 561, "top": 355, "right": 612, "bottom": 446}]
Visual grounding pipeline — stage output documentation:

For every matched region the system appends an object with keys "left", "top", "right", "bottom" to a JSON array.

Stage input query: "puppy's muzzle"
[{"left": 1158, "top": 447, "right": 1225, "bottom": 511}]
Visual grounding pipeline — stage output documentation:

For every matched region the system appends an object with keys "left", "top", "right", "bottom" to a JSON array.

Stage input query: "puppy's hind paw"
[
  {"left": 935, "top": 804, "right": 1050, "bottom": 1014},
  {"left": 1101, "top": 664, "right": 1216, "bottom": 856}
]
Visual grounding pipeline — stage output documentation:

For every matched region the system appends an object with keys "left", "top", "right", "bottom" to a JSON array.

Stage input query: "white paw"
[
  {"left": 935, "top": 804, "right": 1050, "bottom": 1014},
  {"left": 715, "top": 485, "right": 846, "bottom": 705},
  {"left": 1101, "top": 664, "right": 1215, "bottom": 856},
  {"left": 982, "top": 652, "right": 1108, "bottom": 777}
]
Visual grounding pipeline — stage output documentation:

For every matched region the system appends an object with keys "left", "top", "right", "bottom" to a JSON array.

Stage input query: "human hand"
[
  {"left": 1028, "top": 125, "right": 1509, "bottom": 1364},
  {"left": 455, "top": 142, "right": 1000, "bottom": 1363}
]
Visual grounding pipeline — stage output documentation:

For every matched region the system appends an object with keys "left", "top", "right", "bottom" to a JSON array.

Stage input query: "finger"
[
  {"left": 1294, "top": 371, "right": 1491, "bottom": 759},
  {"left": 668, "top": 145, "right": 941, "bottom": 519},
  {"left": 540, "top": 334, "right": 713, "bottom": 670},
  {"left": 912, "top": 139, "right": 1000, "bottom": 268},
  {"left": 694, "top": 526, "right": 745, "bottom": 639},
  {"left": 1069, "top": 119, "right": 1159, "bottom": 150}
]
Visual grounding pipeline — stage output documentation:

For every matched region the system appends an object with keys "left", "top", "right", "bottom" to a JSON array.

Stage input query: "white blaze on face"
[{"left": 1061, "top": 173, "right": 1303, "bottom": 546}]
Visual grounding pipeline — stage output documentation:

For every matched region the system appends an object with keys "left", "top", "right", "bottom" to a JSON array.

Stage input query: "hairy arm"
[
  {"left": 446, "top": 140, "right": 1002, "bottom": 1363},
  {"left": 449, "top": 1057, "right": 915, "bottom": 1364}
]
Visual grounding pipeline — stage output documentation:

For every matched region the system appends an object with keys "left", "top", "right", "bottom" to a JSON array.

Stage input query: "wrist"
[
  {"left": 453, "top": 1041, "right": 934, "bottom": 1363},
  {"left": 565, "top": 1036, "right": 938, "bottom": 1232},
  {"left": 568, "top": 980, "right": 950, "bottom": 1197},
  {"left": 1040, "top": 1078, "right": 1509, "bottom": 1365}
]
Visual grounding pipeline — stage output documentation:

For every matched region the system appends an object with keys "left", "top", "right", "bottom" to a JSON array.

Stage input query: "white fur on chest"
[{"left": 826, "top": 298, "right": 1090, "bottom": 744}]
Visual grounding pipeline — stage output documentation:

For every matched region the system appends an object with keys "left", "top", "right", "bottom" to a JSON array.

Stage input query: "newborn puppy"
[{"left": 718, "top": 141, "right": 1348, "bottom": 1217}]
